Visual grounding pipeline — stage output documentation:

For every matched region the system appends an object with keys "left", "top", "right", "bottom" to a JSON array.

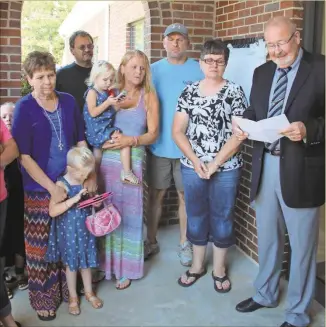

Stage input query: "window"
[{"left": 130, "top": 19, "right": 145, "bottom": 51}]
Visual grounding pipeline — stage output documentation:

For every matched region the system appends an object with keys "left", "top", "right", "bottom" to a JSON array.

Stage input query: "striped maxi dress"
[{"left": 99, "top": 90, "right": 147, "bottom": 280}]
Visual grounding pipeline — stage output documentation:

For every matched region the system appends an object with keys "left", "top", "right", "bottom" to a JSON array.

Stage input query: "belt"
[{"left": 264, "top": 148, "right": 281, "bottom": 156}]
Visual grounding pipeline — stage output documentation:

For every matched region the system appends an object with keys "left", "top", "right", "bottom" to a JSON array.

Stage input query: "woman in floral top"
[{"left": 173, "top": 39, "right": 248, "bottom": 293}]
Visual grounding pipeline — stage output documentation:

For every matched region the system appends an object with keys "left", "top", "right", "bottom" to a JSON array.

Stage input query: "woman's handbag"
[{"left": 85, "top": 201, "right": 121, "bottom": 237}]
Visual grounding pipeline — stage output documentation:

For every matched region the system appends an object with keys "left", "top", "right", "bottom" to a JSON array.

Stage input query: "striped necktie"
[{"left": 266, "top": 67, "right": 291, "bottom": 151}]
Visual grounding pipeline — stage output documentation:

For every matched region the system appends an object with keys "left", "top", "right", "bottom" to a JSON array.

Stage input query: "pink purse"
[{"left": 85, "top": 202, "right": 121, "bottom": 237}]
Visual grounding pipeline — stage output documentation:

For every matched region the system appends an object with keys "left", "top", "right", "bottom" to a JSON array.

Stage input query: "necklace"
[{"left": 40, "top": 100, "right": 64, "bottom": 151}]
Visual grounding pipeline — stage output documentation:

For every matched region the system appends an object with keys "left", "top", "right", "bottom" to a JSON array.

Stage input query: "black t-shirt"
[{"left": 56, "top": 62, "right": 92, "bottom": 112}]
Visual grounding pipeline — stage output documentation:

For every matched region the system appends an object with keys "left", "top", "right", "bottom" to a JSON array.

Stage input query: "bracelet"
[{"left": 132, "top": 136, "right": 139, "bottom": 147}]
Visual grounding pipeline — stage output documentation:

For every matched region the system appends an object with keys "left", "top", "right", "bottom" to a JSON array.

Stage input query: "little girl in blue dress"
[
  {"left": 45, "top": 147, "right": 103, "bottom": 316},
  {"left": 83, "top": 60, "right": 139, "bottom": 185}
]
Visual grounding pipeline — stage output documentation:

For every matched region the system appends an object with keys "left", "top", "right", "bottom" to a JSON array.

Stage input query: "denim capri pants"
[{"left": 181, "top": 164, "right": 241, "bottom": 248}]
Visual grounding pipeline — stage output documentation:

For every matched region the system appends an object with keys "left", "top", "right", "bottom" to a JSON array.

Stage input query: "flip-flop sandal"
[
  {"left": 178, "top": 268, "right": 207, "bottom": 287},
  {"left": 212, "top": 272, "right": 232, "bottom": 293},
  {"left": 37, "top": 312, "right": 56, "bottom": 321},
  {"left": 116, "top": 277, "right": 132, "bottom": 290}
]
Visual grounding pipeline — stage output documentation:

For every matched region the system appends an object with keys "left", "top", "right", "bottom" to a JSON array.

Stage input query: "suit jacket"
[{"left": 243, "top": 49, "right": 325, "bottom": 208}]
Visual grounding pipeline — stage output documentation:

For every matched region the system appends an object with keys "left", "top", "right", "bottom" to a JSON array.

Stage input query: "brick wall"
[
  {"left": 214, "top": 0, "right": 304, "bottom": 267},
  {"left": 0, "top": 1, "right": 22, "bottom": 104},
  {"left": 108, "top": 1, "right": 146, "bottom": 68}
]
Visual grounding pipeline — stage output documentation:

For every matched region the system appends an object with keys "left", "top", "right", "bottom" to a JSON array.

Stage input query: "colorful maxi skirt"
[
  {"left": 99, "top": 147, "right": 144, "bottom": 280},
  {"left": 24, "top": 191, "right": 68, "bottom": 311}
]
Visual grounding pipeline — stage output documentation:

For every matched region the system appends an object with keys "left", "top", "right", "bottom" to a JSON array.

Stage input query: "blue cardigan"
[{"left": 12, "top": 91, "right": 85, "bottom": 192}]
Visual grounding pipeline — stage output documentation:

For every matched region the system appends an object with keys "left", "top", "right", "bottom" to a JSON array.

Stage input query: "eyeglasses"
[
  {"left": 202, "top": 58, "right": 226, "bottom": 66},
  {"left": 266, "top": 32, "right": 296, "bottom": 50},
  {"left": 77, "top": 44, "right": 94, "bottom": 51}
]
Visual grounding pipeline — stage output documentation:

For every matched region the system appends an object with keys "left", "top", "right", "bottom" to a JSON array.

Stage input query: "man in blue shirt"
[{"left": 145, "top": 23, "right": 204, "bottom": 266}]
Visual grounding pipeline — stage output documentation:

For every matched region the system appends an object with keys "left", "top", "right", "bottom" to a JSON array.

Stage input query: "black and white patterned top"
[{"left": 176, "top": 80, "right": 248, "bottom": 171}]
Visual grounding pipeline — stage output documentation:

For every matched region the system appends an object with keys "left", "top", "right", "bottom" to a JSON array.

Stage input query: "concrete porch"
[{"left": 11, "top": 225, "right": 325, "bottom": 327}]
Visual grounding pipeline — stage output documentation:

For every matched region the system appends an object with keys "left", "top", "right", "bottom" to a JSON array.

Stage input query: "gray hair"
[
  {"left": 69, "top": 30, "right": 93, "bottom": 49},
  {"left": 200, "top": 39, "right": 230, "bottom": 64},
  {"left": 265, "top": 16, "right": 297, "bottom": 34}
]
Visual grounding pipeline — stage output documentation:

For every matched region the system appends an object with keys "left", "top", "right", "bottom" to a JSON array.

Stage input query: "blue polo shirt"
[{"left": 150, "top": 58, "right": 204, "bottom": 159}]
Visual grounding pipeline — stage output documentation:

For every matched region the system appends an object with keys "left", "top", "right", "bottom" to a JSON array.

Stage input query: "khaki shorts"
[{"left": 147, "top": 152, "right": 184, "bottom": 191}]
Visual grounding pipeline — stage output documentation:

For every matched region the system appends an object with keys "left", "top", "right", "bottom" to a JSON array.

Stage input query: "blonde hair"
[
  {"left": 85, "top": 60, "right": 116, "bottom": 87},
  {"left": 0, "top": 102, "right": 15, "bottom": 112},
  {"left": 117, "top": 50, "right": 153, "bottom": 94},
  {"left": 67, "top": 147, "right": 95, "bottom": 171}
]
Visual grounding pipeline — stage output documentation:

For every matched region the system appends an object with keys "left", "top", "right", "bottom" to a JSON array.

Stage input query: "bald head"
[{"left": 265, "top": 16, "right": 296, "bottom": 35}]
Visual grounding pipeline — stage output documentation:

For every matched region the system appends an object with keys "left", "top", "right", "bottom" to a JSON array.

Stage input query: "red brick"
[
  {"left": 171, "top": 3, "right": 183, "bottom": 10},
  {"left": 245, "top": 16, "right": 258, "bottom": 25},
  {"left": 173, "top": 11, "right": 193, "bottom": 19},
  {"left": 224, "top": 5, "right": 234, "bottom": 13},
  {"left": 160, "top": 2, "right": 170, "bottom": 10},
  {"left": 227, "top": 27, "right": 238, "bottom": 36},
  {"left": 10, "top": 11, "right": 21, "bottom": 19},
  {"left": 234, "top": 1, "right": 246, "bottom": 11},
  {"left": 280, "top": 1, "right": 295, "bottom": 9},
  {"left": 0, "top": 72, "right": 7, "bottom": 80},
  {"left": 194, "top": 28, "right": 213, "bottom": 36},
  {"left": 148, "top": 1, "right": 159, "bottom": 9},
  {"left": 217, "top": 30, "right": 227, "bottom": 37},
  {"left": 150, "top": 42, "right": 162, "bottom": 50},
  {"left": 258, "top": 12, "right": 272, "bottom": 23},
  {"left": 246, "top": 1, "right": 259, "bottom": 8},
  {"left": 9, "top": 19, "right": 20, "bottom": 28},
  {"left": 0, "top": 55, "right": 8, "bottom": 63},
  {"left": 0, "top": 38, "right": 8, "bottom": 45},
  {"left": 0, "top": 89, "right": 8, "bottom": 97},
  {"left": 0, "top": 80, "right": 21, "bottom": 88},
  {"left": 0, "top": 3, "right": 8, "bottom": 10},
  {"left": 10, "top": 2, "right": 22, "bottom": 11},
  {"left": 217, "top": 13, "right": 227, "bottom": 21},
  {"left": 205, "top": 20, "right": 213, "bottom": 28},
  {"left": 223, "top": 21, "right": 234, "bottom": 29},
  {"left": 150, "top": 9, "right": 160, "bottom": 17},
  {"left": 194, "top": 12, "right": 213, "bottom": 20},
  {"left": 150, "top": 50, "right": 161, "bottom": 57},
  {"left": 238, "top": 26, "right": 249, "bottom": 34},
  {"left": 9, "top": 55, "right": 21, "bottom": 62},
  {"left": 185, "top": 4, "right": 205, "bottom": 11},
  {"left": 162, "top": 11, "right": 171, "bottom": 18},
  {"left": 0, "top": 46, "right": 20, "bottom": 54},
  {"left": 270, "top": 11, "right": 285, "bottom": 20},
  {"left": 259, "top": 0, "right": 269, "bottom": 4},
  {"left": 250, "top": 23, "right": 263, "bottom": 32},
  {"left": 215, "top": 22, "right": 223, "bottom": 30},
  {"left": 1, "top": 29, "right": 20, "bottom": 37},
  {"left": 216, "top": 8, "right": 223, "bottom": 15},
  {"left": 228, "top": 11, "right": 239, "bottom": 20},
  {"left": 192, "top": 36, "right": 204, "bottom": 43},
  {"left": 151, "top": 26, "right": 165, "bottom": 34},
  {"left": 234, "top": 18, "right": 244, "bottom": 27},
  {"left": 291, "top": 8, "right": 304, "bottom": 19},
  {"left": 0, "top": 10, "right": 8, "bottom": 19},
  {"left": 162, "top": 19, "right": 172, "bottom": 26},
  {"left": 0, "top": 19, "right": 7, "bottom": 28},
  {"left": 9, "top": 38, "right": 20, "bottom": 46},
  {"left": 218, "top": 1, "right": 229, "bottom": 7},
  {"left": 187, "top": 20, "right": 204, "bottom": 27},
  {"left": 239, "top": 8, "right": 250, "bottom": 18},
  {"left": 251, "top": 5, "right": 264, "bottom": 15},
  {"left": 265, "top": 2, "right": 280, "bottom": 12},
  {"left": 205, "top": 5, "right": 215, "bottom": 12}
]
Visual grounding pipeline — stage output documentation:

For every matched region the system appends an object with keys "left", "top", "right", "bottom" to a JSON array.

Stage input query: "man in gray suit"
[{"left": 234, "top": 17, "right": 325, "bottom": 327}]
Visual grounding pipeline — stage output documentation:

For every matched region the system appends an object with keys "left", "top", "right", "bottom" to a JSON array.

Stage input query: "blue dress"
[
  {"left": 83, "top": 87, "right": 120, "bottom": 148},
  {"left": 45, "top": 177, "right": 98, "bottom": 272}
]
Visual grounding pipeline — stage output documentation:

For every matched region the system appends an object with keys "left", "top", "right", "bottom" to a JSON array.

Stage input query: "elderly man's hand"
[
  {"left": 232, "top": 117, "right": 248, "bottom": 141},
  {"left": 280, "top": 121, "right": 306, "bottom": 142}
]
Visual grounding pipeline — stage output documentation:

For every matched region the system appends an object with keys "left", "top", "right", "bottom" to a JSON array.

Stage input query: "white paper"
[{"left": 233, "top": 114, "right": 290, "bottom": 143}]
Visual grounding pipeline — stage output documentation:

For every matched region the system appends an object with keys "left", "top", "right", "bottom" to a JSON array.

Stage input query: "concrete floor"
[{"left": 10, "top": 225, "right": 325, "bottom": 327}]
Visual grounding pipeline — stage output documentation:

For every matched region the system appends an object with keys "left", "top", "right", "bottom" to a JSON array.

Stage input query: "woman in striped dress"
[
  {"left": 12, "top": 51, "right": 96, "bottom": 321},
  {"left": 99, "top": 50, "right": 159, "bottom": 290}
]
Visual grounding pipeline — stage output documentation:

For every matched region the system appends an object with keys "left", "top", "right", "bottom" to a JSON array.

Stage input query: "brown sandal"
[
  {"left": 68, "top": 296, "right": 80, "bottom": 316},
  {"left": 85, "top": 292, "right": 103, "bottom": 309}
]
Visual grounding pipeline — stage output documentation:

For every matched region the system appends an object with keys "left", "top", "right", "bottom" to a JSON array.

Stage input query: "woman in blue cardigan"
[{"left": 12, "top": 51, "right": 96, "bottom": 321}]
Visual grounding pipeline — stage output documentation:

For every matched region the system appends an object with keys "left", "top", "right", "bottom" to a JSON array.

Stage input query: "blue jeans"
[{"left": 181, "top": 164, "right": 241, "bottom": 248}]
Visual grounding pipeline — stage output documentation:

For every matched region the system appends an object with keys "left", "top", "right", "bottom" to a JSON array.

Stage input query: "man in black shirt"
[{"left": 56, "top": 30, "right": 94, "bottom": 112}]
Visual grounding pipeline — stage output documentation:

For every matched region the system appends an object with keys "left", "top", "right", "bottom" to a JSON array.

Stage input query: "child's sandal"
[
  {"left": 121, "top": 171, "right": 140, "bottom": 186},
  {"left": 68, "top": 296, "right": 80, "bottom": 316},
  {"left": 85, "top": 292, "right": 103, "bottom": 309}
]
